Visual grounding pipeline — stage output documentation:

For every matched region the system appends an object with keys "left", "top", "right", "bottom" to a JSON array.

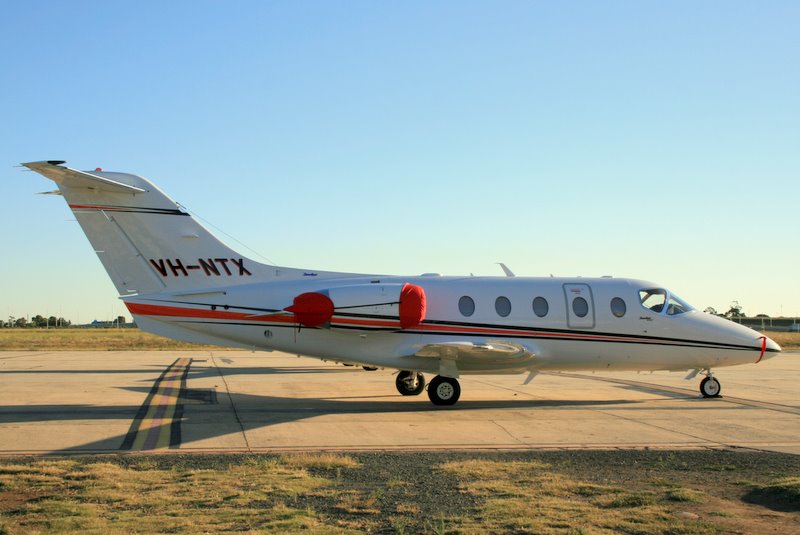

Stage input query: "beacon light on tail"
[{"left": 22, "top": 160, "right": 781, "bottom": 406}]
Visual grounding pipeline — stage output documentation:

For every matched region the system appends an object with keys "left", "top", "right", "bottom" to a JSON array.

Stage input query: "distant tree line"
[
  {"left": 2, "top": 315, "right": 131, "bottom": 328},
  {"left": 703, "top": 301, "right": 763, "bottom": 319},
  {"left": 3, "top": 315, "right": 72, "bottom": 328}
]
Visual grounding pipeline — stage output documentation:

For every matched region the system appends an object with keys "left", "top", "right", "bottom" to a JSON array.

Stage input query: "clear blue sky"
[{"left": 2, "top": 1, "right": 798, "bottom": 323}]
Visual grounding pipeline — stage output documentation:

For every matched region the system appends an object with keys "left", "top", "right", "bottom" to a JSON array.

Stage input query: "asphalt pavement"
[{"left": 1, "top": 350, "right": 798, "bottom": 455}]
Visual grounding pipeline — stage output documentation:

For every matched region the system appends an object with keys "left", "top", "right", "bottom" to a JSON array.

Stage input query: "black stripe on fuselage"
[
  {"left": 139, "top": 298, "right": 282, "bottom": 314},
  {"left": 321, "top": 311, "right": 762, "bottom": 352}
]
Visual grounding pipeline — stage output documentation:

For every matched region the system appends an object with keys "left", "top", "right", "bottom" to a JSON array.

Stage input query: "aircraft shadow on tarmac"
[
  {"left": 0, "top": 395, "right": 642, "bottom": 453},
  {"left": 611, "top": 383, "right": 694, "bottom": 400},
  {"left": 0, "top": 366, "right": 357, "bottom": 376},
  {"left": 0, "top": 396, "right": 646, "bottom": 454},
  {"left": 1, "top": 361, "right": 720, "bottom": 454}
]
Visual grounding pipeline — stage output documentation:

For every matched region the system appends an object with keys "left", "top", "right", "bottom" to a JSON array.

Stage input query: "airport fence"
[{"left": 728, "top": 316, "right": 800, "bottom": 332}]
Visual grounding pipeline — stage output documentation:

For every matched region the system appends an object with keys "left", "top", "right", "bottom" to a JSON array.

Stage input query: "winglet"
[
  {"left": 22, "top": 161, "right": 147, "bottom": 194},
  {"left": 497, "top": 263, "right": 515, "bottom": 277}
]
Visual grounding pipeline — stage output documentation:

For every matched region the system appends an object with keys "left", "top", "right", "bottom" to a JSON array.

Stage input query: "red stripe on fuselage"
[{"left": 125, "top": 302, "right": 294, "bottom": 324}]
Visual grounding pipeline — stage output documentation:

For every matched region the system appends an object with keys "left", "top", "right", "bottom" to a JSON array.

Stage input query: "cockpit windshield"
[
  {"left": 639, "top": 289, "right": 694, "bottom": 316},
  {"left": 666, "top": 292, "right": 693, "bottom": 315}
]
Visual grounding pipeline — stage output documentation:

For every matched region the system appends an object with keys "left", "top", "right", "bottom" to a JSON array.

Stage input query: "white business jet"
[{"left": 23, "top": 161, "right": 781, "bottom": 405}]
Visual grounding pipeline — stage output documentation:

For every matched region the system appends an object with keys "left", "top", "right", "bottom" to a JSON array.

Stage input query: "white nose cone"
[{"left": 762, "top": 336, "right": 781, "bottom": 360}]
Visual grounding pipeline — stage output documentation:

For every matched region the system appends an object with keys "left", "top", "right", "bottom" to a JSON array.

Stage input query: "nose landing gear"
[{"left": 699, "top": 372, "right": 721, "bottom": 398}]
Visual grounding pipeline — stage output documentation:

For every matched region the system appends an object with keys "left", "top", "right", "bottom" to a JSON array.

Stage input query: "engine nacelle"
[{"left": 285, "top": 282, "right": 426, "bottom": 330}]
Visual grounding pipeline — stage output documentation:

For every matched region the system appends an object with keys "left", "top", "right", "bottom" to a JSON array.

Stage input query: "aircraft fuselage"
[{"left": 126, "top": 274, "right": 776, "bottom": 375}]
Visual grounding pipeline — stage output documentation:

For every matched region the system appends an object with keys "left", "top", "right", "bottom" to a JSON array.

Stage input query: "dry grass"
[
  {"left": 0, "top": 457, "right": 347, "bottom": 534},
  {"left": 0, "top": 452, "right": 798, "bottom": 534},
  {"left": 279, "top": 453, "right": 360, "bottom": 470},
  {"left": 441, "top": 459, "right": 720, "bottom": 534},
  {"left": 765, "top": 331, "right": 800, "bottom": 349},
  {"left": 0, "top": 328, "right": 225, "bottom": 351}
]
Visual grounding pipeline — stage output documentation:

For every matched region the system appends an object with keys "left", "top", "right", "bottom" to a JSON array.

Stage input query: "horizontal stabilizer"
[{"left": 22, "top": 161, "right": 146, "bottom": 194}]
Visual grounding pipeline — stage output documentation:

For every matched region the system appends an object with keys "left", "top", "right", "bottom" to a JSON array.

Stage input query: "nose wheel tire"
[
  {"left": 427, "top": 376, "right": 461, "bottom": 406},
  {"left": 395, "top": 371, "right": 425, "bottom": 396},
  {"left": 700, "top": 376, "right": 721, "bottom": 398}
]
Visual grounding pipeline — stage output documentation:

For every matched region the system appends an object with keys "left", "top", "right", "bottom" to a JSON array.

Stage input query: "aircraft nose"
[{"left": 765, "top": 336, "right": 781, "bottom": 353}]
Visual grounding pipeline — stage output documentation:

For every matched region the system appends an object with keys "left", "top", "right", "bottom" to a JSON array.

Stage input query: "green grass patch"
[
  {"left": 603, "top": 491, "right": 658, "bottom": 508},
  {"left": 743, "top": 477, "right": 800, "bottom": 512},
  {"left": 666, "top": 488, "right": 706, "bottom": 503}
]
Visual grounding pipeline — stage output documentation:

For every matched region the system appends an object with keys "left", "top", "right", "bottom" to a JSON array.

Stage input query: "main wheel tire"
[
  {"left": 396, "top": 371, "right": 425, "bottom": 396},
  {"left": 700, "top": 376, "right": 721, "bottom": 398},
  {"left": 427, "top": 376, "right": 461, "bottom": 406}
]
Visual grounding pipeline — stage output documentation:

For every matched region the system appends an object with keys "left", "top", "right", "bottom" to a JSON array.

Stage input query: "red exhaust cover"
[
  {"left": 285, "top": 292, "right": 334, "bottom": 327},
  {"left": 399, "top": 283, "right": 426, "bottom": 329}
]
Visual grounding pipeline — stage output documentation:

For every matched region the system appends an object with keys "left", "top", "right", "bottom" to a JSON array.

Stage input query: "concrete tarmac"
[{"left": 1, "top": 350, "right": 798, "bottom": 455}]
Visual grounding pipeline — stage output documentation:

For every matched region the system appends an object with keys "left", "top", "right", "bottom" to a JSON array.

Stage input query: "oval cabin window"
[
  {"left": 532, "top": 296, "right": 549, "bottom": 317},
  {"left": 610, "top": 297, "right": 626, "bottom": 318},
  {"left": 495, "top": 296, "right": 511, "bottom": 317},
  {"left": 572, "top": 297, "right": 589, "bottom": 318},
  {"left": 458, "top": 296, "right": 475, "bottom": 317}
]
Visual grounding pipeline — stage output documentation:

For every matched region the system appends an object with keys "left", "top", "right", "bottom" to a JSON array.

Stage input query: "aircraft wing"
[
  {"left": 414, "top": 340, "right": 531, "bottom": 359},
  {"left": 409, "top": 340, "right": 536, "bottom": 377},
  {"left": 22, "top": 161, "right": 146, "bottom": 193}
]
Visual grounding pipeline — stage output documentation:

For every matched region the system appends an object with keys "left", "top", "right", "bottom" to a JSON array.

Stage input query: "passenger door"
[{"left": 564, "top": 283, "right": 595, "bottom": 329}]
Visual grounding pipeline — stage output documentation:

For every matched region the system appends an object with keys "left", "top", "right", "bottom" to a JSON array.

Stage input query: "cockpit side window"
[{"left": 639, "top": 289, "right": 667, "bottom": 313}]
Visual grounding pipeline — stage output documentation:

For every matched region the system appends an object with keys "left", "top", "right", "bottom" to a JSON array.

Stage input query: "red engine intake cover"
[
  {"left": 285, "top": 292, "right": 334, "bottom": 327},
  {"left": 399, "top": 283, "right": 426, "bottom": 329}
]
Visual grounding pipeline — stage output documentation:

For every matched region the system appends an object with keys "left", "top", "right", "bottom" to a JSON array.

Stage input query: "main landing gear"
[
  {"left": 395, "top": 371, "right": 462, "bottom": 406},
  {"left": 395, "top": 371, "right": 425, "bottom": 396},
  {"left": 427, "top": 376, "right": 461, "bottom": 406}
]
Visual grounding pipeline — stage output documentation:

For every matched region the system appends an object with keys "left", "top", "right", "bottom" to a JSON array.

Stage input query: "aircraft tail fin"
[{"left": 23, "top": 160, "right": 279, "bottom": 295}]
